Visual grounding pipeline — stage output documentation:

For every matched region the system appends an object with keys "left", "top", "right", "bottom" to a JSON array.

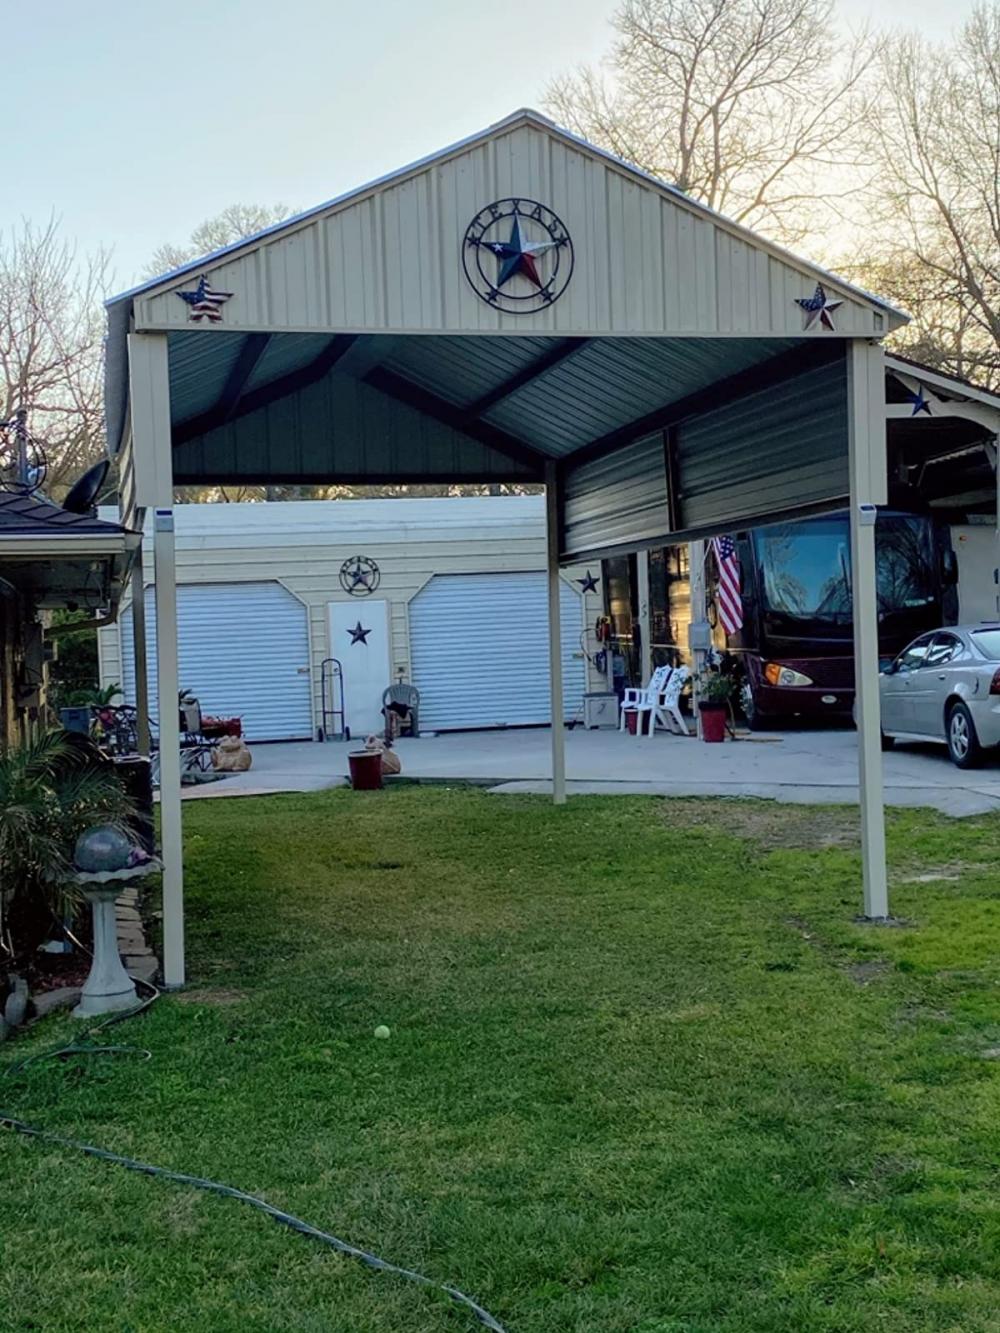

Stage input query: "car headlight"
[{"left": 764, "top": 663, "right": 814, "bottom": 687}]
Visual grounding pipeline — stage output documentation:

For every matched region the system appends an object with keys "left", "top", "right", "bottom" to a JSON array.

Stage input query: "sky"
[{"left": 3, "top": 0, "right": 982, "bottom": 291}]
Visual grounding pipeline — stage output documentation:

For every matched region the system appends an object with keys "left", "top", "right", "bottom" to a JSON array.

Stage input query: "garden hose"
[{"left": 0, "top": 987, "right": 508, "bottom": 1333}]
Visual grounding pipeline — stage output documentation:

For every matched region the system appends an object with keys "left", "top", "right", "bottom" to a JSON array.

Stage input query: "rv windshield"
[
  {"left": 754, "top": 519, "right": 853, "bottom": 628},
  {"left": 752, "top": 514, "right": 938, "bottom": 637}
]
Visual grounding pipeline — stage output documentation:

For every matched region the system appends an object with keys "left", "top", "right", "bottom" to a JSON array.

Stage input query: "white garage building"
[{"left": 97, "top": 496, "right": 601, "bottom": 741}]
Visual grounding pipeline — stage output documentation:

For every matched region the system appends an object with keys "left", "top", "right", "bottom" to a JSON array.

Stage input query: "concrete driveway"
[{"left": 183, "top": 724, "right": 1000, "bottom": 817}]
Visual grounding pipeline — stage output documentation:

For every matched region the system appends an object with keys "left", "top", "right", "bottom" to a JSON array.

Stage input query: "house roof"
[{"left": 0, "top": 489, "right": 135, "bottom": 539}]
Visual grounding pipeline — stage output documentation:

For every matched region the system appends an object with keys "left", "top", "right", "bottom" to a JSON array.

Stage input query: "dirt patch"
[
  {"left": 845, "top": 959, "right": 891, "bottom": 986},
  {"left": 895, "top": 864, "right": 970, "bottom": 885},
  {"left": 661, "top": 798, "right": 859, "bottom": 851},
  {"left": 173, "top": 987, "right": 247, "bottom": 1006}
]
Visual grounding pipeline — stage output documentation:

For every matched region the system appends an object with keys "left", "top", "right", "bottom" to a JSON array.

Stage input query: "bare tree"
[
  {"left": 0, "top": 219, "right": 110, "bottom": 498},
  {"left": 545, "top": 0, "right": 878, "bottom": 244},
  {"left": 857, "top": 6, "right": 1000, "bottom": 387},
  {"left": 147, "top": 202, "right": 293, "bottom": 278}
]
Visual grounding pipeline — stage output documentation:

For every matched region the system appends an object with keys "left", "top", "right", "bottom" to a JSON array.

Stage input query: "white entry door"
[{"left": 328, "top": 600, "right": 391, "bottom": 738}]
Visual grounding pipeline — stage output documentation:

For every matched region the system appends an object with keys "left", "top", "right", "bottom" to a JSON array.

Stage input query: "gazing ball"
[{"left": 74, "top": 825, "right": 132, "bottom": 873}]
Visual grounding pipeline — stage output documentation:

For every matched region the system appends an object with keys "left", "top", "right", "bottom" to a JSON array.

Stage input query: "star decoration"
[
  {"left": 177, "top": 275, "right": 234, "bottom": 323},
  {"left": 347, "top": 560, "right": 373, "bottom": 590},
  {"left": 348, "top": 621, "right": 372, "bottom": 646},
  {"left": 577, "top": 571, "right": 599, "bottom": 593},
  {"left": 795, "top": 283, "right": 843, "bottom": 331},
  {"left": 906, "top": 385, "right": 933, "bottom": 416},
  {"left": 480, "top": 214, "right": 560, "bottom": 290}
]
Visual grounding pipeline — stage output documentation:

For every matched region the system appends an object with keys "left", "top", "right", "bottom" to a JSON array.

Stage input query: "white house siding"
[{"left": 98, "top": 496, "right": 603, "bottom": 737}]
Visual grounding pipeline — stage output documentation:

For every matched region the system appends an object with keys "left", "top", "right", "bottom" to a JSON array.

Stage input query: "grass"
[{"left": 3, "top": 787, "right": 1000, "bottom": 1332}]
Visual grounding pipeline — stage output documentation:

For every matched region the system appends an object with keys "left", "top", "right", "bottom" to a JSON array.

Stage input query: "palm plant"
[{"left": 0, "top": 732, "right": 134, "bottom": 961}]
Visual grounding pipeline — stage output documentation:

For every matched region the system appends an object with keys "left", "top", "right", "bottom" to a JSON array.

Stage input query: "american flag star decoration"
[
  {"left": 178, "top": 275, "right": 234, "bottom": 323},
  {"left": 712, "top": 535, "right": 743, "bottom": 636},
  {"left": 795, "top": 283, "right": 843, "bottom": 332}
]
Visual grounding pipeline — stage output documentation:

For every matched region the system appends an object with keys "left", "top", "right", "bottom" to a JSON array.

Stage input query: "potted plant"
[{"left": 695, "top": 669, "right": 737, "bottom": 743}]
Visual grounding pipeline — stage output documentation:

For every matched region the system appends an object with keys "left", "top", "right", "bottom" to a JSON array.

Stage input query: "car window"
[
  {"left": 895, "top": 634, "right": 934, "bottom": 671},
  {"left": 970, "top": 628, "right": 1000, "bottom": 660},
  {"left": 924, "top": 633, "right": 962, "bottom": 668}
]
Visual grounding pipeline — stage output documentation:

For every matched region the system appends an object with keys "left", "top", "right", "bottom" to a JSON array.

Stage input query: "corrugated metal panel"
[
  {"left": 172, "top": 371, "right": 539, "bottom": 484},
  {"left": 167, "top": 329, "right": 800, "bottom": 479},
  {"left": 562, "top": 435, "right": 668, "bottom": 559},
  {"left": 482, "top": 336, "right": 799, "bottom": 456},
  {"left": 676, "top": 353, "right": 849, "bottom": 529},
  {"left": 133, "top": 120, "right": 893, "bottom": 338},
  {"left": 168, "top": 331, "right": 248, "bottom": 422},
  {"left": 561, "top": 351, "right": 850, "bottom": 559},
  {"left": 409, "top": 573, "right": 585, "bottom": 729},
  {"left": 383, "top": 335, "right": 555, "bottom": 407},
  {"left": 121, "top": 582, "right": 313, "bottom": 741}
]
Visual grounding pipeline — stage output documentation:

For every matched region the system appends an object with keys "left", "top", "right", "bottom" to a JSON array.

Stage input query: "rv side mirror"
[{"left": 941, "top": 549, "right": 958, "bottom": 586}]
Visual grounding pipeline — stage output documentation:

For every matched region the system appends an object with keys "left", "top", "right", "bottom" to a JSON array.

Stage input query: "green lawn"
[{"left": 4, "top": 788, "right": 1000, "bottom": 1332}]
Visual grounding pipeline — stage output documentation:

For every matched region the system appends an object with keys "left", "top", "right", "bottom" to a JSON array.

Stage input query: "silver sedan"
[{"left": 879, "top": 625, "right": 1000, "bottom": 768}]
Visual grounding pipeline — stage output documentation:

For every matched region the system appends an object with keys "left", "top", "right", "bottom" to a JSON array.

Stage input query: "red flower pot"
[
  {"left": 348, "top": 750, "right": 383, "bottom": 790},
  {"left": 698, "top": 702, "right": 728, "bottom": 742},
  {"left": 624, "top": 710, "right": 650, "bottom": 736}
]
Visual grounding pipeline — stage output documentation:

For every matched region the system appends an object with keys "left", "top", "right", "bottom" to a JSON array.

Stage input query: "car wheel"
[
  {"left": 880, "top": 730, "right": 895, "bottom": 751},
  {"left": 947, "top": 702, "right": 982, "bottom": 769},
  {"left": 740, "top": 680, "right": 767, "bottom": 731}
]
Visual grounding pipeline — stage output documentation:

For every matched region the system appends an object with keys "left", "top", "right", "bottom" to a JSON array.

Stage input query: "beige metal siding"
[
  {"left": 100, "top": 501, "right": 602, "bottom": 736},
  {"left": 135, "top": 123, "right": 889, "bottom": 339}
]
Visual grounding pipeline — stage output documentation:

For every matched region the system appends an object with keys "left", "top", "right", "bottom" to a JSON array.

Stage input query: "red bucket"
[
  {"left": 624, "top": 710, "right": 650, "bottom": 735},
  {"left": 348, "top": 750, "right": 383, "bottom": 790},
  {"left": 698, "top": 703, "right": 727, "bottom": 743}
]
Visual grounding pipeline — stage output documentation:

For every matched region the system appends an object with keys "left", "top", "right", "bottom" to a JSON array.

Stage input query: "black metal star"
[
  {"left": 577, "top": 571, "right": 599, "bottom": 593},
  {"left": 348, "top": 621, "right": 371, "bottom": 645}
]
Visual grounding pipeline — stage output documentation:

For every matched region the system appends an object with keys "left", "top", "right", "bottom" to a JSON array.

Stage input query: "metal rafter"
[
  {"left": 172, "top": 334, "right": 358, "bottom": 446},
  {"left": 363, "top": 366, "right": 546, "bottom": 475},
  {"left": 460, "top": 338, "right": 590, "bottom": 423}
]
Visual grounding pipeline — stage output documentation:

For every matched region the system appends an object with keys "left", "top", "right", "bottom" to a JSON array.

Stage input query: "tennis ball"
[{"left": 374, "top": 1025, "right": 391, "bottom": 1040}]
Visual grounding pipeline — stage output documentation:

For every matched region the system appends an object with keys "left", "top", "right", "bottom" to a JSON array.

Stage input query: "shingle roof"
[{"left": 0, "top": 489, "right": 131, "bottom": 538}]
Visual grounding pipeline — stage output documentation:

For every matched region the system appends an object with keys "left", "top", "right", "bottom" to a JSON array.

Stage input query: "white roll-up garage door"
[
  {"left": 121, "top": 582, "right": 313, "bottom": 742},
  {"left": 409, "top": 573, "right": 585, "bottom": 731}
]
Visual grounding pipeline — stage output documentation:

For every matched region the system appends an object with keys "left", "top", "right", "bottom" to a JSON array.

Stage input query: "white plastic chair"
[
  {"left": 619, "top": 664, "right": 672, "bottom": 733},
  {"left": 649, "top": 665, "right": 691, "bottom": 737}
]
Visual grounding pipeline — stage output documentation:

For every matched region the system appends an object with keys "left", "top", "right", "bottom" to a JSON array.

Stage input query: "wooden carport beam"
[
  {"left": 363, "top": 365, "right": 547, "bottom": 475},
  {"left": 460, "top": 338, "right": 590, "bottom": 423},
  {"left": 172, "top": 333, "right": 358, "bottom": 445}
]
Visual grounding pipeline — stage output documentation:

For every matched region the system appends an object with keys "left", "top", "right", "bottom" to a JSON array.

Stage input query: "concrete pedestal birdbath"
[{"left": 73, "top": 862, "right": 161, "bottom": 1019}]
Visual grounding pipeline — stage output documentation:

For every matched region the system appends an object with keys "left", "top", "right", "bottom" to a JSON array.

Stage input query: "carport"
[{"left": 105, "top": 109, "right": 904, "bottom": 986}]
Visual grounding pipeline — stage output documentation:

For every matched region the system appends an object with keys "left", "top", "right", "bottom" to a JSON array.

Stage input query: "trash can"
[
  {"left": 348, "top": 750, "right": 383, "bottom": 790},
  {"left": 624, "top": 710, "right": 650, "bottom": 736},
  {"left": 114, "top": 755, "right": 155, "bottom": 853}
]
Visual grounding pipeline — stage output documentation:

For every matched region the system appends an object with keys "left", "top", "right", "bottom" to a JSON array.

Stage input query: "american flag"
[
  {"left": 178, "top": 275, "right": 234, "bottom": 323},
  {"left": 712, "top": 535, "right": 743, "bottom": 636}
]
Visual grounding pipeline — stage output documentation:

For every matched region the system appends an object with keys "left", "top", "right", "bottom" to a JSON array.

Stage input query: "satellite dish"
[{"left": 63, "top": 459, "right": 110, "bottom": 514}]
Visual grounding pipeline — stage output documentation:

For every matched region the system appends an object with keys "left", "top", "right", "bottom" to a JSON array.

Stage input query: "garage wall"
[{"left": 98, "top": 497, "right": 602, "bottom": 736}]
